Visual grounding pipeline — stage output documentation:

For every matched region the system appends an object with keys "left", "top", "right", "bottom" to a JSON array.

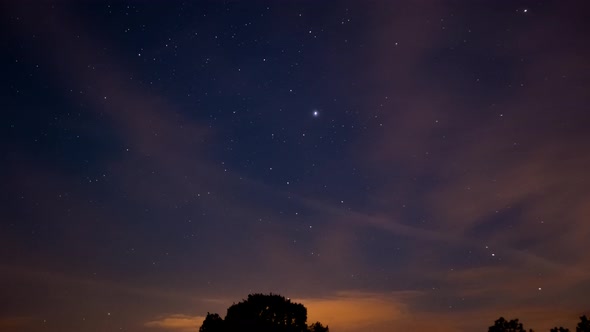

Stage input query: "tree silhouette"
[
  {"left": 199, "top": 313, "right": 225, "bottom": 332},
  {"left": 578, "top": 315, "right": 590, "bottom": 332},
  {"left": 199, "top": 293, "right": 328, "bottom": 332},
  {"left": 551, "top": 327, "right": 570, "bottom": 332},
  {"left": 488, "top": 317, "right": 534, "bottom": 332},
  {"left": 308, "top": 322, "right": 329, "bottom": 332}
]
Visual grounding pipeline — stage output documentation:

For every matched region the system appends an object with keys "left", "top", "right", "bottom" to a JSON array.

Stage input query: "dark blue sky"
[{"left": 2, "top": 1, "right": 590, "bottom": 331}]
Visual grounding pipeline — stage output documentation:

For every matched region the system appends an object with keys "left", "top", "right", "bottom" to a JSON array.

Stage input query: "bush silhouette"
[{"left": 307, "top": 321, "right": 329, "bottom": 332}]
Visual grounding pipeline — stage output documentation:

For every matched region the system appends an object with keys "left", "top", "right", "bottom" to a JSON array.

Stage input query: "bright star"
[{"left": 312, "top": 110, "right": 319, "bottom": 117}]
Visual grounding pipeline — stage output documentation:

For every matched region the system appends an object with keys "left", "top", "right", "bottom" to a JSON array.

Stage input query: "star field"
[{"left": 1, "top": 1, "right": 590, "bottom": 332}]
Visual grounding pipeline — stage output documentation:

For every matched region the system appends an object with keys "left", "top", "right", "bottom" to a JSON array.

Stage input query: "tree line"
[
  {"left": 489, "top": 316, "right": 590, "bottom": 332},
  {"left": 198, "top": 293, "right": 588, "bottom": 332}
]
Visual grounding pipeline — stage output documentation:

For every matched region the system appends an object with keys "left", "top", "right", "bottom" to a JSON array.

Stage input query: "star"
[{"left": 312, "top": 110, "right": 319, "bottom": 117}]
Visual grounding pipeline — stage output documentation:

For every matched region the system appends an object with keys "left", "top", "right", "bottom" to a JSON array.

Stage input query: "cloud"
[
  {"left": 4, "top": 2, "right": 589, "bottom": 332},
  {"left": 340, "top": 1, "right": 590, "bottom": 330},
  {"left": 296, "top": 291, "right": 419, "bottom": 332},
  {"left": 145, "top": 314, "right": 205, "bottom": 331}
]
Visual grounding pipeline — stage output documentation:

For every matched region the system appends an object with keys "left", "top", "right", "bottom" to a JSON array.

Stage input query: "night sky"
[{"left": 2, "top": 1, "right": 590, "bottom": 332}]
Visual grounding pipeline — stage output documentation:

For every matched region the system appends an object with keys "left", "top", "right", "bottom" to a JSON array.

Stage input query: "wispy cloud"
[
  {"left": 145, "top": 314, "right": 205, "bottom": 331},
  {"left": 296, "top": 291, "right": 419, "bottom": 332}
]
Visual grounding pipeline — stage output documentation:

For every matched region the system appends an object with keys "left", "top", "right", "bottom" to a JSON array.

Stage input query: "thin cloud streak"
[{"left": 145, "top": 314, "right": 205, "bottom": 331}]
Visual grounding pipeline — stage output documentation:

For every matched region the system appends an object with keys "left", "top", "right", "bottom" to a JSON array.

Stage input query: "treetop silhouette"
[{"left": 578, "top": 315, "right": 590, "bottom": 332}]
